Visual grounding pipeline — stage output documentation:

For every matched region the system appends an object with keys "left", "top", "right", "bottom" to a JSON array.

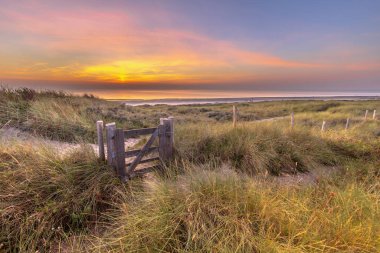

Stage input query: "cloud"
[
  {"left": 0, "top": 0, "right": 379, "bottom": 98},
  {"left": 0, "top": 1, "right": 319, "bottom": 84}
]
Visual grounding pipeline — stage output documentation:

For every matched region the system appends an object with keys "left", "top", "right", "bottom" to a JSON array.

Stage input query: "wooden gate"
[{"left": 97, "top": 117, "right": 174, "bottom": 182}]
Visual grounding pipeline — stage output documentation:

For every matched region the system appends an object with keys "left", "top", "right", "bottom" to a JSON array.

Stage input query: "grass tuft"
[
  {"left": 97, "top": 167, "right": 380, "bottom": 252},
  {"left": 0, "top": 142, "right": 125, "bottom": 252}
]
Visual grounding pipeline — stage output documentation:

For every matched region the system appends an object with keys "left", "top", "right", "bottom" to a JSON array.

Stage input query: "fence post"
[
  {"left": 373, "top": 110, "right": 376, "bottom": 120},
  {"left": 159, "top": 118, "right": 167, "bottom": 161},
  {"left": 114, "top": 129, "right": 127, "bottom": 181},
  {"left": 168, "top": 116, "right": 175, "bottom": 146},
  {"left": 364, "top": 110, "right": 368, "bottom": 120},
  {"left": 167, "top": 117, "right": 174, "bottom": 157},
  {"left": 321, "top": 121, "right": 326, "bottom": 132},
  {"left": 232, "top": 105, "right": 237, "bottom": 127},
  {"left": 290, "top": 112, "right": 294, "bottom": 128},
  {"left": 345, "top": 118, "right": 350, "bottom": 130},
  {"left": 105, "top": 122, "right": 116, "bottom": 166},
  {"left": 96, "top": 120, "right": 105, "bottom": 161}
]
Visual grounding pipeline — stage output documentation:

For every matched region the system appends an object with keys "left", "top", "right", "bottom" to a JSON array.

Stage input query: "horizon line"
[{"left": 109, "top": 95, "right": 380, "bottom": 102}]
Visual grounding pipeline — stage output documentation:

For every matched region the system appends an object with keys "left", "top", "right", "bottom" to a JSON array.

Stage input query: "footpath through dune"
[{"left": 0, "top": 126, "right": 140, "bottom": 157}]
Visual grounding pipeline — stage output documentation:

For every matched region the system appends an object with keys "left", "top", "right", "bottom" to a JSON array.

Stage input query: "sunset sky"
[{"left": 1, "top": 0, "right": 379, "bottom": 99}]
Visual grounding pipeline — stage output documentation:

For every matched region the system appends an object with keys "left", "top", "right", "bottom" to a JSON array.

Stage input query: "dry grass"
[
  {"left": 0, "top": 88, "right": 379, "bottom": 252},
  {"left": 94, "top": 167, "right": 379, "bottom": 252},
  {"left": 175, "top": 122, "right": 339, "bottom": 175},
  {"left": 0, "top": 141, "right": 126, "bottom": 252}
]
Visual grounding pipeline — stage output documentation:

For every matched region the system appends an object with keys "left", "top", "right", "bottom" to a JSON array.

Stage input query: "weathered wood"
[
  {"left": 159, "top": 118, "right": 173, "bottom": 162},
  {"left": 125, "top": 146, "right": 158, "bottom": 158},
  {"left": 126, "top": 156, "right": 160, "bottom": 166},
  {"left": 167, "top": 117, "right": 174, "bottom": 157},
  {"left": 373, "top": 110, "right": 377, "bottom": 120},
  {"left": 124, "top": 127, "right": 157, "bottom": 138},
  {"left": 321, "top": 121, "right": 326, "bottom": 132},
  {"left": 158, "top": 118, "right": 167, "bottom": 161},
  {"left": 345, "top": 118, "right": 350, "bottom": 130},
  {"left": 114, "top": 129, "right": 127, "bottom": 181},
  {"left": 364, "top": 110, "right": 368, "bottom": 120},
  {"left": 168, "top": 116, "right": 175, "bottom": 145},
  {"left": 105, "top": 123, "right": 116, "bottom": 166},
  {"left": 96, "top": 120, "right": 105, "bottom": 161},
  {"left": 232, "top": 105, "right": 237, "bottom": 127},
  {"left": 127, "top": 128, "right": 158, "bottom": 173},
  {"left": 290, "top": 112, "right": 294, "bottom": 128}
]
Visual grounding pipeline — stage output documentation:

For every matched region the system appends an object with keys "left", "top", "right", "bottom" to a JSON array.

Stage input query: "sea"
[{"left": 112, "top": 96, "right": 380, "bottom": 106}]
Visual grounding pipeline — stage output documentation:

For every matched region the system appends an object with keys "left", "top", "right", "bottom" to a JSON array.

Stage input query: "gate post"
[
  {"left": 105, "top": 122, "right": 116, "bottom": 166},
  {"left": 167, "top": 117, "right": 174, "bottom": 158},
  {"left": 159, "top": 117, "right": 174, "bottom": 162},
  {"left": 114, "top": 129, "right": 127, "bottom": 181}
]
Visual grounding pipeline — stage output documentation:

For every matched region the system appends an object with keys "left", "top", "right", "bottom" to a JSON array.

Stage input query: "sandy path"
[
  {"left": 1, "top": 126, "right": 338, "bottom": 185},
  {"left": 271, "top": 166, "right": 341, "bottom": 186},
  {"left": 0, "top": 127, "right": 140, "bottom": 157},
  {"left": 255, "top": 115, "right": 288, "bottom": 122}
]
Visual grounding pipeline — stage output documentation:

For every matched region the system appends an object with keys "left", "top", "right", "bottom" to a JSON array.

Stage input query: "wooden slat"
[
  {"left": 126, "top": 156, "right": 159, "bottom": 166},
  {"left": 125, "top": 146, "right": 158, "bottom": 158},
  {"left": 127, "top": 128, "right": 159, "bottom": 173},
  {"left": 124, "top": 127, "right": 157, "bottom": 138}
]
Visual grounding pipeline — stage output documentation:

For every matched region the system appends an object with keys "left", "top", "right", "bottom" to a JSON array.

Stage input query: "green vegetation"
[{"left": 0, "top": 87, "right": 379, "bottom": 252}]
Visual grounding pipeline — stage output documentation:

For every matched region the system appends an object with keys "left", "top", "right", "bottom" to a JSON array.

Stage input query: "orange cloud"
[{"left": 0, "top": 2, "right": 319, "bottom": 84}]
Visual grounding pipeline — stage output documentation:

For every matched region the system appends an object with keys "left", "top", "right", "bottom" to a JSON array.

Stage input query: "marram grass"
[
  {"left": 94, "top": 167, "right": 380, "bottom": 253},
  {"left": 0, "top": 141, "right": 126, "bottom": 252},
  {"left": 0, "top": 88, "right": 379, "bottom": 252}
]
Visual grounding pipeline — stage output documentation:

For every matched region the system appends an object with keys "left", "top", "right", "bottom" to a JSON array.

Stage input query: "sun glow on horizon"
[{"left": 80, "top": 60, "right": 198, "bottom": 83}]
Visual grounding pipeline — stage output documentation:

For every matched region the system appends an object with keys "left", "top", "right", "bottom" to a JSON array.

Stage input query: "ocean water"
[{"left": 119, "top": 96, "right": 380, "bottom": 106}]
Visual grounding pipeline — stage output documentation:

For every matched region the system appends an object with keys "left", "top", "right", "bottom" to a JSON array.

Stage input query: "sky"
[{"left": 0, "top": 0, "right": 379, "bottom": 99}]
